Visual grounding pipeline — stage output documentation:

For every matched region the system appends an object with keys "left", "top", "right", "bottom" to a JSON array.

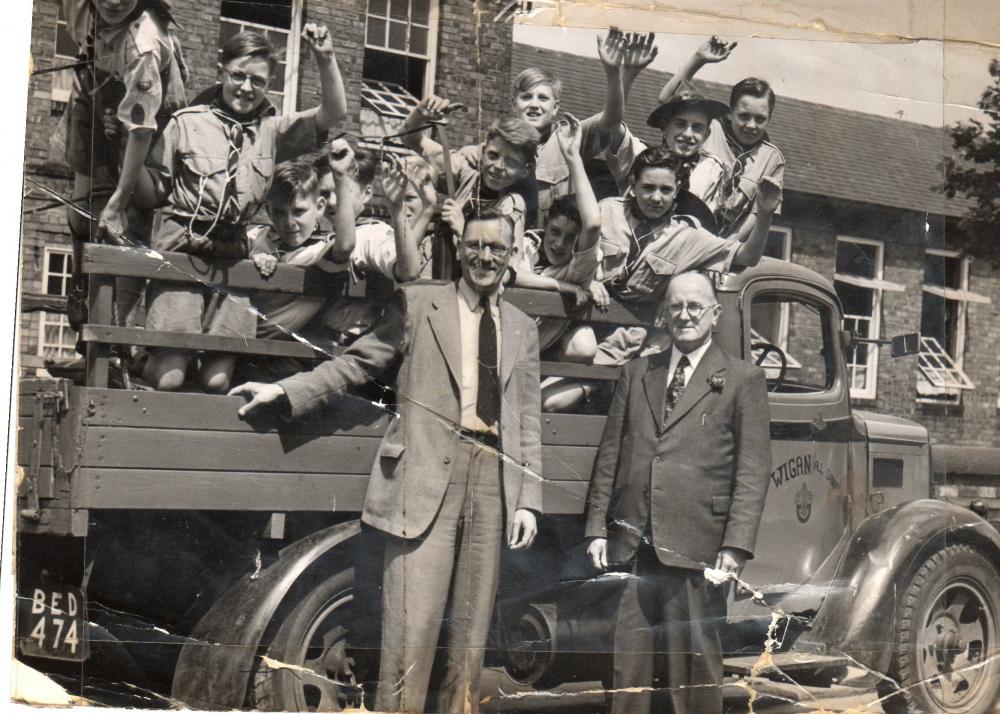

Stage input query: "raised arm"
[
  {"left": 399, "top": 95, "right": 453, "bottom": 174},
  {"left": 732, "top": 177, "right": 781, "bottom": 267},
  {"left": 657, "top": 36, "right": 736, "bottom": 105},
  {"left": 381, "top": 154, "right": 437, "bottom": 282},
  {"left": 327, "top": 139, "right": 357, "bottom": 262},
  {"left": 556, "top": 115, "right": 601, "bottom": 254},
  {"left": 620, "top": 32, "right": 658, "bottom": 103},
  {"left": 301, "top": 23, "right": 348, "bottom": 133}
]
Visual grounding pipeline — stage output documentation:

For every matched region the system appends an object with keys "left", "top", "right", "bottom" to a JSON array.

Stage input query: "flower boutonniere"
[{"left": 708, "top": 373, "right": 726, "bottom": 392}]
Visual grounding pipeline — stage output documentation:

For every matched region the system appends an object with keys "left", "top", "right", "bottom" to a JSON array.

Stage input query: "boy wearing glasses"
[{"left": 136, "top": 25, "right": 347, "bottom": 393}]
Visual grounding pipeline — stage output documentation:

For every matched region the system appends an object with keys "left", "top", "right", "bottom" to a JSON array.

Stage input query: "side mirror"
[{"left": 890, "top": 333, "right": 920, "bottom": 358}]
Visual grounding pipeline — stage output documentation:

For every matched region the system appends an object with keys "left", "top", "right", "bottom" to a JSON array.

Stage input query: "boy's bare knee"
[
  {"left": 562, "top": 329, "right": 598, "bottom": 364},
  {"left": 199, "top": 370, "right": 233, "bottom": 394},
  {"left": 144, "top": 351, "right": 187, "bottom": 391}
]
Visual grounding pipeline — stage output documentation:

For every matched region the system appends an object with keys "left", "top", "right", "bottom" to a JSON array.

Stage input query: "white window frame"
[
  {"left": 916, "top": 249, "right": 988, "bottom": 401},
  {"left": 835, "top": 236, "right": 885, "bottom": 401},
  {"left": 364, "top": 0, "right": 440, "bottom": 98},
  {"left": 37, "top": 247, "right": 77, "bottom": 362},
  {"left": 219, "top": 0, "right": 303, "bottom": 115},
  {"left": 765, "top": 226, "right": 793, "bottom": 349}
]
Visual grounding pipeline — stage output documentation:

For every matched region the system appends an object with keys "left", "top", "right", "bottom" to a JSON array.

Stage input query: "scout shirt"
[
  {"left": 532, "top": 114, "right": 618, "bottom": 223},
  {"left": 93, "top": 8, "right": 187, "bottom": 136},
  {"left": 146, "top": 88, "right": 320, "bottom": 254},
  {"left": 522, "top": 228, "right": 601, "bottom": 350},
  {"left": 597, "top": 197, "right": 739, "bottom": 304},
  {"left": 248, "top": 225, "right": 342, "bottom": 339},
  {"left": 688, "top": 118, "right": 785, "bottom": 237}
]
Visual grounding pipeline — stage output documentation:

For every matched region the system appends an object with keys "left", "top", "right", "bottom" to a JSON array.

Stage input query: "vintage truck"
[{"left": 15, "top": 243, "right": 1000, "bottom": 713}]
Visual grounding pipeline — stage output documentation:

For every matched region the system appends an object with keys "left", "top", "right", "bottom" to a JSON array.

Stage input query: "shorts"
[
  {"left": 593, "top": 326, "right": 648, "bottom": 367},
  {"left": 145, "top": 282, "right": 256, "bottom": 340}
]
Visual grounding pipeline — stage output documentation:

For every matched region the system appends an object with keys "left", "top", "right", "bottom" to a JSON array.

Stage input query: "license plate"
[{"left": 17, "top": 585, "right": 89, "bottom": 661}]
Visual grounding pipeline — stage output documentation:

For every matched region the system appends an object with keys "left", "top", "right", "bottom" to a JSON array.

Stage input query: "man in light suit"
[
  {"left": 584, "top": 271, "right": 771, "bottom": 714},
  {"left": 231, "top": 207, "right": 542, "bottom": 713}
]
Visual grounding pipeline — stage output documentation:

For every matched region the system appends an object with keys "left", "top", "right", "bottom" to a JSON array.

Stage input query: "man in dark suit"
[
  {"left": 230, "top": 207, "right": 543, "bottom": 713},
  {"left": 584, "top": 270, "right": 771, "bottom": 714}
]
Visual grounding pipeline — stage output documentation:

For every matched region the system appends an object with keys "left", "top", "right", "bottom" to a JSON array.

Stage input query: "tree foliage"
[{"left": 944, "top": 59, "right": 1000, "bottom": 262}]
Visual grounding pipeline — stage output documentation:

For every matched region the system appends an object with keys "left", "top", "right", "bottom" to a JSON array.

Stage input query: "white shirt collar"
[
  {"left": 669, "top": 338, "right": 712, "bottom": 377},
  {"left": 457, "top": 278, "right": 501, "bottom": 311}
]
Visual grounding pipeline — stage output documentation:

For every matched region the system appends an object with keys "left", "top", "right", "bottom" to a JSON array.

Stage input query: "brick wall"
[{"left": 781, "top": 192, "right": 1000, "bottom": 449}]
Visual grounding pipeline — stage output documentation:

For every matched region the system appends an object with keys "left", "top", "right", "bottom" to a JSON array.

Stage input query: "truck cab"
[{"left": 15, "top": 247, "right": 1000, "bottom": 713}]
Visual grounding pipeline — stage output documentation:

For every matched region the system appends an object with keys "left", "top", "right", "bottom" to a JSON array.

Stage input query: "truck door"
[{"left": 733, "top": 279, "right": 853, "bottom": 612}]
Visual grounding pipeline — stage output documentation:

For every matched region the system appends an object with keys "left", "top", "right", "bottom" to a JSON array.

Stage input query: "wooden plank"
[
  {"left": 80, "top": 388, "right": 391, "bottom": 437},
  {"left": 540, "top": 361, "right": 620, "bottom": 380},
  {"left": 505, "top": 288, "right": 642, "bottom": 327},
  {"left": 81, "top": 244, "right": 346, "bottom": 296},
  {"left": 81, "top": 325, "right": 337, "bottom": 360},
  {"left": 80, "top": 427, "right": 384, "bottom": 474},
  {"left": 539, "top": 414, "right": 608, "bottom": 446},
  {"left": 80, "top": 246, "right": 647, "bottom": 327},
  {"left": 80, "top": 425, "right": 597, "bottom": 480},
  {"left": 73, "top": 469, "right": 370, "bottom": 511},
  {"left": 540, "top": 480, "right": 588, "bottom": 515}
]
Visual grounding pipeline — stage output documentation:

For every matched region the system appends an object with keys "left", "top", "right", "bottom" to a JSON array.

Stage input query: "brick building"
[
  {"left": 512, "top": 43, "right": 999, "bottom": 453},
  {"left": 18, "top": 7, "right": 999, "bottom": 453},
  {"left": 18, "top": 0, "right": 514, "bottom": 370}
]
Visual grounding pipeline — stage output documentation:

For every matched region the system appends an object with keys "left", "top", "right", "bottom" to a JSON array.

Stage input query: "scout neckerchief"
[
  {"left": 621, "top": 199, "right": 673, "bottom": 281},
  {"left": 209, "top": 96, "right": 268, "bottom": 223}
]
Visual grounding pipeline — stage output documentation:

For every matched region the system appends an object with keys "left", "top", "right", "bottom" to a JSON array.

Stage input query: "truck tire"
[
  {"left": 882, "top": 543, "right": 1000, "bottom": 714},
  {"left": 251, "top": 566, "right": 372, "bottom": 711}
]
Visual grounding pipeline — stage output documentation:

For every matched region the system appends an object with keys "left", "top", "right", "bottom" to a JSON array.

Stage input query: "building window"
[
  {"left": 834, "top": 237, "right": 891, "bottom": 400},
  {"left": 219, "top": 0, "right": 303, "bottom": 114},
  {"left": 37, "top": 249, "right": 77, "bottom": 361},
  {"left": 364, "top": 0, "right": 439, "bottom": 99},
  {"left": 917, "top": 250, "right": 987, "bottom": 401},
  {"left": 764, "top": 226, "right": 792, "bottom": 262},
  {"left": 51, "top": 6, "right": 79, "bottom": 112}
]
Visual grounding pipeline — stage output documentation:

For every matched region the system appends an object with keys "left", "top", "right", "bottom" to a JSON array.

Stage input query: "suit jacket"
[
  {"left": 584, "top": 342, "right": 771, "bottom": 570},
  {"left": 279, "top": 281, "right": 544, "bottom": 540}
]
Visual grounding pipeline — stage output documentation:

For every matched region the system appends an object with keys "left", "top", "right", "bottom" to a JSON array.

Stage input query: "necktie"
[
  {"left": 222, "top": 120, "right": 244, "bottom": 222},
  {"left": 663, "top": 354, "right": 690, "bottom": 422},
  {"left": 476, "top": 297, "right": 500, "bottom": 427}
]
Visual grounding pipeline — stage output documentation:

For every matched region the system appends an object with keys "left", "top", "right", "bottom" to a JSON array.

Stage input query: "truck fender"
[
  {"left": 802, "top": 499, "right": 1000, "bottom": 674},
  {"left": 170, "top": 519, "right": 363, "bottom": 709}
]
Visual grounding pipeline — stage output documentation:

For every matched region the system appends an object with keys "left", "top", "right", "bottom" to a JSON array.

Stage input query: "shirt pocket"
[
  {"left": 240, "top": 155, "right": 275, "bottom": 207},
  {"left": 178, "top": 153, "right": 228, "bottom": 212},
  {"left": 622, "top": 251, "right": 677, "bottom": 302}
]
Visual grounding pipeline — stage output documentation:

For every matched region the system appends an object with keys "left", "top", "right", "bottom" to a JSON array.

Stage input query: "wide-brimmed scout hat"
[{"left": 646, "top": 81, "right": 729, "bottom": 129}]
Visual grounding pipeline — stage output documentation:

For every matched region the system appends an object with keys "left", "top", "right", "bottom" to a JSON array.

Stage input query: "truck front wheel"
[
  {"left": 883, "top": 543, "right": 1000, "bottom": 714},
  {"left": 251, "top": 567, "right": 374, "bottom": 711}
]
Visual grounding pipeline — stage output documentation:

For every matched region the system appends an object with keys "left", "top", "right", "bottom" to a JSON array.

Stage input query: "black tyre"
[
  {"left": 251, "top": 567, "right": 373, "bottom": 711},
  {"left": 884, "top": 543, "right": 1000, "bottom": 714}
]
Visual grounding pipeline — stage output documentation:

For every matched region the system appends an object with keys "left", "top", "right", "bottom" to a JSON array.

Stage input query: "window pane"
[
  {"left": 390, "top": 0, "right": 409, "bottom": 20},
  {"left": 55, "top": 25, "right": 78, "bottom": 58},
  {"left": 369, "top": 0, "right": 388, "bottom": 14},
  {"left": 367, "top": 17, "right": 387, "bottom": 47},
  {"left": 388, "top": 21, "right": 407, "bottom": 51},
  {"left": 751, "top": 294, "right": 833, "bottom": 393},
  {"left": 270, "top": 61, "right": 286, "bottom": 92},
  {"left": 49, "top": 253, "right": 64, "bottom": 274},
  {"left": 764, "top": 229, "right": 789, "bottom": 260},
  {"left": 412, "top": 0, "right": 431, "bottom": 23},
  {"left": 410, "top": 26, "right": 428, "bottom": 55},
  {"left": 221, "top": 0, "right": 292, "bottom": 27},
  {"left": 218, "top": 20, "right": 240, "bottom": 47},
  {"left": 836, "top": 241, "right": 878, "bottom": 279},
  {"left": 836, "top": 283, "right": 874, "bottom": 323}
]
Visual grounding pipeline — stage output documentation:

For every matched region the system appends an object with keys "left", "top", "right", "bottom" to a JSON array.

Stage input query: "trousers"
[
  {"left": 609, "top": 541, "right": 727, "bottom": 714},
  {"left": 375, "top": 438, "right": 503, "bottom": 713}
]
